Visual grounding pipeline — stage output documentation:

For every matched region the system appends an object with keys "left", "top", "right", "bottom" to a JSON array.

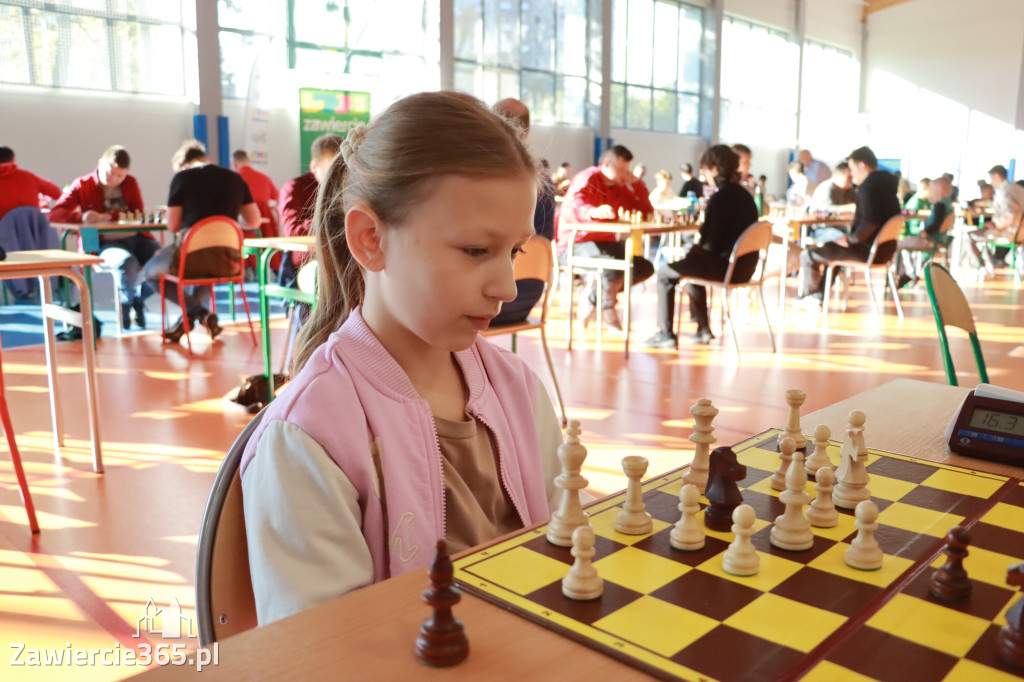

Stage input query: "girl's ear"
[{"left": 345, "top": 204, "right": 386, "bottom": 272}]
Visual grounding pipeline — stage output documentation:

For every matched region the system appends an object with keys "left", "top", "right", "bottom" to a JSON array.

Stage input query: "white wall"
[
  {"left": 866, "top": 0, "right": 1024, "bottom": 126},
  {"left": 805, "top": 0, "right": 862, "bottom": 55},
  {"left": 527, "top": 124, "right": 595, "bottom": 178},
  {"left": 2, "top": 88, "right": 195, "bottom": 210}
]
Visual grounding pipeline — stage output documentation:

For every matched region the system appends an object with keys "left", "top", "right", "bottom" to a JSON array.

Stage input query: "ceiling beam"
[{"left": 864, "top": 0, "right": 915, "bottom": 20}]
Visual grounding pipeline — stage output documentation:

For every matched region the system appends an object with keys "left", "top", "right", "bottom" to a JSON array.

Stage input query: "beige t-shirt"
[{"left": 434, "top": 414, "right": 522, "bottom": 553}]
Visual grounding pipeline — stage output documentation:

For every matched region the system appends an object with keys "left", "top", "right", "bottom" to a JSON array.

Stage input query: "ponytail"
[{"left": 291, "top": 153, "right": 357, "bottom": 373}]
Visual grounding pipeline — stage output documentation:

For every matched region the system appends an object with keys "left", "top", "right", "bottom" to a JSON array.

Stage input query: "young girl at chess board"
[{"left": 240, "top": 92, "right": 563, "bottom": 625}]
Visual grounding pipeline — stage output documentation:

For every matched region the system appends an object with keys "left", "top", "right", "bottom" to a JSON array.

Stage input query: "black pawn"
[
  {"left": 704, "top": 447, "right": 747, "bottom": 532},
  {"left": 998, "top": 562, "right": 1024, "bottom": 668},
  {"left": 929, "top": 526, "right": 972, "bottom": 602},
  {"left": 415, "top": 539, "right": 469, "bottom": 667}
]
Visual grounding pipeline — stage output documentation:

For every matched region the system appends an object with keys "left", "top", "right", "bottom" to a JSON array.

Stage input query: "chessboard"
[{"left": 453, "top": 428, "right": 1024, "bottom": 682}]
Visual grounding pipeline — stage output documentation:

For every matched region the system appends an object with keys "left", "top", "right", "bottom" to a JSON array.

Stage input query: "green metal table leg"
[{"left": 258, "top": 249, "right": 275, "bottom": 404}]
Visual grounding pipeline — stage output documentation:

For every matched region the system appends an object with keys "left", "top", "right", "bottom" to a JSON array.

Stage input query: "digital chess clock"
[{"left": 945, "top": 384, "right": 1024, "bottom": 466}]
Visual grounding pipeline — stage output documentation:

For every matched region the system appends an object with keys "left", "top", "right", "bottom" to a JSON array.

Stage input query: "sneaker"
[
  {"left": 202, "top": 312, "right": 223, "bottom": 340},
  {"left": 602, "top": 307, "right": 623, "bottom": 332},
  {"left": 643, "top": 331, "right": 678, "bottom": 349},
  {"left": 577, "top": 298, "right": 597, "bottom": 329},
  {"left": 896, "top": 274, "right": 915, "bottom": 290},
  {"left": 132, "top": 299, "right": 146, "bottom": 329},
  {"left": 794, "top": 293, "right": 823, "bottom": 311},
  {"left": 681, "top": 328, "right": 714, "bottom": 345}
]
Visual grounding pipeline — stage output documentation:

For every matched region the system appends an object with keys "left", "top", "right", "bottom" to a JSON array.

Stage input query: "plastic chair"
[
  {"left": 195, "top": 409, "right": 264, "bottom": 645},
  {"left": 674, "top": 220, "right": 777, "bottom": 361},
  {"left": 822, "top": 215, "right": 905, "bottom": 322},
  {"left": 923, "top": 262, "right": 989, "bottom": 387},
  {"left": 159, "top": 216, "right": 257, "bottom": 354},
  {"left": 91, "top": 248, "right": 129, "bottom": 335},
  {"left": 481, "top": 235, "right": 567, "bottom": 426},
  {"left": 975, "top": 217, "right": 1023, "bottom": 283},
  {"left": 0, "top": 331, "right": 40, "bottom": 533}
]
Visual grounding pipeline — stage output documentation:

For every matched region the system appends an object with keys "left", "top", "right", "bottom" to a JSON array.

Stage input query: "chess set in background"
[
  {"left": 116, "top": 210, "right": 162, "bottom": 224},
  {"left": 441, "top": 390, "right": 1024, "bottom": 681}
]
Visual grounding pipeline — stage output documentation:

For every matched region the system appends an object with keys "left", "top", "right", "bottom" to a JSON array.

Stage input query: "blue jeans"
[
  {"left": 99, "top": 235, "right": 160, "bottom": 303},
  {"left": 143, "top": 244, "right": 211, "bottom": 319}
]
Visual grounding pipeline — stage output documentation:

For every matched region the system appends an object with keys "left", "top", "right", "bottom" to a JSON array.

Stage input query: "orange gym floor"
[{"left": 1, "top": 271, "right": 1022, "bottom": 680}]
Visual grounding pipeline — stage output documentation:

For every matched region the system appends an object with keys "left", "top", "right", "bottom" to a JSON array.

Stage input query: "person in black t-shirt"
[
  {"left": 644, "top": 145, "right": 760, "bottom": 348},
  {"left": 144, "top": 140, "right": 261, "bottom": 342},
  {"left": 678, "top": 163, "right": 704, "bottom": 199}
]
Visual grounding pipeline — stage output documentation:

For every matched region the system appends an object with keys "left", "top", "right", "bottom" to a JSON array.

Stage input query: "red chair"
[
  {"left": 0, "top": 331, "right": 40, "bottom": 533},
  {"left": 159, "top": 216, "right": 257, "bottom": 354}
]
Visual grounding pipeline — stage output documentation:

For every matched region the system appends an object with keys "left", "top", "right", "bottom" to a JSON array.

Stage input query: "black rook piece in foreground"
[
  {"left": 929, "top": 525, "right": 972, "bottom": 602},
  {"left": 998, "top": 562, "right": 1024, "bottom": 668},
  {"left": 704, "top": 447, "right": 747, "bottom": 532},
  {"left": 415, "top": 539, "right": 470, "bottom": 667}
]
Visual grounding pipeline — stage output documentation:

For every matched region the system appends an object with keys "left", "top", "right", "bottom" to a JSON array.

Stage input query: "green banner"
[{"left": 298, "top": 88, "right": 371, "bottom": 171}]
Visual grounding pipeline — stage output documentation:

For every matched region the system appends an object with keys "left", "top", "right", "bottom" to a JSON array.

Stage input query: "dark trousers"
[
  {"left": 799, "top": 241, "right": 892, "bottom": 296},
  {"left": 99, "top": 235, "right": 161, "bottom": 303},
  {"left": 560, "top": 241, "right": 654, "bottom": 308},
  {"left": 656, "top": 248, "right": 757, "bottom": 334}
]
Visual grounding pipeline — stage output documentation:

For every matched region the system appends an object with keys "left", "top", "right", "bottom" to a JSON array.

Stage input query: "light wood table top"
[
  {"left": 50, "top": 221, "right": 168, "bottom": 231},
  {"left": 242, "top": 235, "right": 315, "bottom": 253},
  {"left": 0, "top": 249, "right": 103, "bottom": 270},
  {"left": 137, "top": 378, "right": 1020, "bottom": 680}
]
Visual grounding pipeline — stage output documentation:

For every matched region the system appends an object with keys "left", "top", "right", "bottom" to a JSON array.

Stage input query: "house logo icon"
[{"left": 134, "top": 598, "right": 195, "bottom": 639}]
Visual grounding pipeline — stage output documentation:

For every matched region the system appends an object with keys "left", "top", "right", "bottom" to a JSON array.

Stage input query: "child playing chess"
[{"left": 240, "top": 92, "right": 563, "bottom": 625}]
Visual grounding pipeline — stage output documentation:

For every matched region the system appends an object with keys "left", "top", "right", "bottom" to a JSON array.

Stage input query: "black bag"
[{"left": 230, "top": 373, "right": 288, "bottom": 413}]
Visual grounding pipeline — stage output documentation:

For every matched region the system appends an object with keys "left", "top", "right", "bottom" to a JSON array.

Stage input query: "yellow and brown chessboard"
[{"left": 453, "top": 428, "right": 1024, "bottom": 681}]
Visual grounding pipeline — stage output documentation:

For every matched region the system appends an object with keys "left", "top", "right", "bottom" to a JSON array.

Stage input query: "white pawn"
[
  {"left": 722, "top": 504, "right": 759, "bottom": 576},
  {"left": 770, "top": 451, "right": 814, "bottom": 551},
  {"left": 805, "top": 424, "right": 833, "bottom": 475},
  {"left": 845, "top": 500, "right": 883, "bottom": 570},
  {"left": 562, "top": 525, "right": 603, "bottom": 600},
  {"left": 833, "top": 411, "right": 871, "bottom": 509},
  {"left": 547, "top": 420, "right": 591, "bottom": 547},
  {"left": 778, "top": 389, "right": 808, "bottom": 451},
  {"left": 614, "top": 456, "right": 653, "bottom": 535},
  {"left": 807, "top": 466, "right": 839, "bottom": 528},
  {"left": 771, "top": 436, "right": 796, "bottom": 492},
  {"left": 670, "top": 484, "right": 705, "bottom": 551},
  {"left": 683, "top": 398, "right": 718, "bottom": 495}
]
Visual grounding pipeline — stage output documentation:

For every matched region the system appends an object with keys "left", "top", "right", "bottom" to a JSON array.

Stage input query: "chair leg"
[
  {"left": 863, "top": 266, "right": 879, "bottom": 316},
  {"left": 757, "top": 284, "right": 776, "bottom": 353},
  {"left": 0, "top": 341, "right": 40, "bottom": 533},
  {"left": 886, "top": 265, "right": 904, "bottom": 321},
  {"left": 159, "top": 277, "right": 167, "bottom": 339},
  {"left": 822, "top": 264, "right": 835, "bottom": 322},
  {"left": 720, "top": 287, "right": 741, "bottom": 361},
  {"left": 237, "top": 280, "right": 258, "bottom": 346},
  {"left": 179, "top": 284, "right": 193, "bottom": 355},
  {"left": 539, "top": 325, "right": 567, "bottom": 427}
]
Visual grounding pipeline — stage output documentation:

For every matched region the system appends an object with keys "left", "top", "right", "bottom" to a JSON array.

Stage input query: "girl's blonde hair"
[{"left": 292, "top": 91, "right": 538, "bottom": 373}]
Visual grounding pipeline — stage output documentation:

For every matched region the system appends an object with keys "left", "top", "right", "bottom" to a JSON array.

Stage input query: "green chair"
[{"left": 923, "top": 261, "right": 989, "bottom": 386}]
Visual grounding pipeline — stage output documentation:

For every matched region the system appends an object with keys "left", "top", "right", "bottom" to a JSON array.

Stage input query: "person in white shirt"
[
  {"left": 649, "top": 170, "right": 678, "bottom": 206},
  {"left": 969, "top": 164, "right": 1024, "bottom": 272}
]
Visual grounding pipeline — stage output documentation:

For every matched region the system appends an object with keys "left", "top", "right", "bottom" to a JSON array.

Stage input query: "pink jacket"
[{"left": 241, "top": 308, "right": 557, "bottom": 581}]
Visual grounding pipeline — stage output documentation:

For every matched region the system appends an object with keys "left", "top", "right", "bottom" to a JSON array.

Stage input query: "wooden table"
[
  {"left": 137, "top": 379, "right": 1007, "bottom": 680},
  {"left": 564, "top": 221, "right": 699, "bottom": 358},
  {"left": 241, "top": 236, "right": 316, "bottom": 403},
  {"left": 0, "top": 250, "right": 105, "bottom": 472}
]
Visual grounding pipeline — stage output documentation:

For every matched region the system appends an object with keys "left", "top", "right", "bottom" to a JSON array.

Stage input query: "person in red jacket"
[
  {"left": 49, "top": 146, "right": 159, "bottom": 329},
  {"left": 277, "top": 133, "right": 344, "bottom": 285},
  {"left": 233, "top": 149, "right": 279, "bottom": 237},
  {"left": 0, "top": 146, "right": 61, "bottom": 221},
  {"left": 556, "top": 144, "right": 655, "bottom": 331}
]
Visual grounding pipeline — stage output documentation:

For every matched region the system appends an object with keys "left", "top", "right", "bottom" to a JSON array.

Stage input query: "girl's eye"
[
  {"left": 511, "top": 247, "right": 527, "bottom": 260},
  {"left": 463, "top": 247, "right": 487, "bottom": 258}
]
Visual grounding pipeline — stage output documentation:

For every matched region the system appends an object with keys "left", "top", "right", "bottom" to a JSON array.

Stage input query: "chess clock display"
[{"left": 945, "top": 384, "right": 1024, "bottom": 466}]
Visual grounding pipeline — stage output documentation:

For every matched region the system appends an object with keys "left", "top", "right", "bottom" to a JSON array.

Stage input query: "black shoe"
[
  {"left": 681, "top": 328, "right": 714, "bottom": 345},
  {"left": 164, "top": 317, "right": 187, "bottom": 344},
  {"left": 120, "top": 303, "right": 132, "bottom": 331},
  {"left": 132, "top": 299, "right": 146, "bottom": 329},
  {"left": 897, "top": 274, "right": 913, "bottom": 290},
  {"left": 202, "top": 312, "right": 223, "bottom": 340},
  {"left": 643, "top": 331, "right": 678, "bottom": 349}
]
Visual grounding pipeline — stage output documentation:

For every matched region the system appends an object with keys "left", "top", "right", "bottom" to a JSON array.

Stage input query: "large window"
[
  {"left": 610, "top": 0, "right": 701, "bottom": 134},
  {"left": 720, "top": 16, "right": 798, "bottom": 147},
  {"left": 454, "top": 0, "right": 592, "bottom": 125},
  {"left": 0, "top": 0, "right": 197, "bottom": 97},
  {"left": 799, "top": 40, "right": 859, "bottom": 162}
]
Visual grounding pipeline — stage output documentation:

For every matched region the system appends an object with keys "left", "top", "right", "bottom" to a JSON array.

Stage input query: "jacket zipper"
[{"left": 428, "top": 407, "right": 447, "bottom": 539}]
